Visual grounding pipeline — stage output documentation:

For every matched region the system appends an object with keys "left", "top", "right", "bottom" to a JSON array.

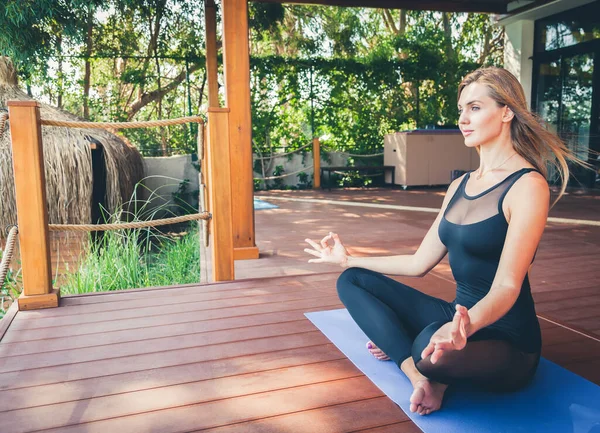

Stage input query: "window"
[{"left": 535, "top": 2, "right": 600, "bottom": 52}]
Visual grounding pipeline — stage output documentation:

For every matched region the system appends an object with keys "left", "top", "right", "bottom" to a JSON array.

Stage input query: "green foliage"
[
  {"left": 171, "top": 179, "right": 199, "bottom": 215},
  {"left": 60, "top": 226, "right": 201, "bottom": 294},
  {"left": 2, "top": 3, "right": 503, "bottom": 164},
  {"left": 271, "top": 165, "right": 286, "bottom": 190},
  {"left": 0, "top": 256, "right": 21, "bottom": 320},
  {"left": 297, "top": 171, "right": 312, "bottom": 189}
]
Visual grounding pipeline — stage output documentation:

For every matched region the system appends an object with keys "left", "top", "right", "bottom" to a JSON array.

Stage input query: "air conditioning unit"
[{"left": 384, "top": 130, "right": 479, "bottom": 187}]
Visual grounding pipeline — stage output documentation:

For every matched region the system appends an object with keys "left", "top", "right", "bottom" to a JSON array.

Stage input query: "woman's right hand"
[{"left": 304, "top": 232, "right": 350, "bottom": 266}]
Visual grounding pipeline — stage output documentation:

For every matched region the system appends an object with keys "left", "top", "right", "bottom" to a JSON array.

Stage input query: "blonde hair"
[{"left": 458, "top": 66, "right": 586, "bottom": 206}]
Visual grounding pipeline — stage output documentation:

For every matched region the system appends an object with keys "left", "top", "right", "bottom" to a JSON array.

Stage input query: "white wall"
[
  {"left": 142, "top": 155, "right": 200, "bottom": 216},
  {"left": 141, "top": 151, "right": 354, "bottom": 203},
  {"left": 504, "top": 19, "right": 535, "bottom": 108}
]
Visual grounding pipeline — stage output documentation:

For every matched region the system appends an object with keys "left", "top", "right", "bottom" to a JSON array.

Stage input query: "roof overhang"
[
  {"left": 252, "top": 0, "right": 512, "bottom": 14},
  {"left": 498, "top": 0, "right": 596, "bottom": 25}
]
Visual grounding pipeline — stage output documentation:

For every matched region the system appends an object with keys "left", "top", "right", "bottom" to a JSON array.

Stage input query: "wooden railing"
[
  {"left": 7, "top": 101, "right": 236, "bottom": 310},
  {"left": 7, "top": 101, "right": 57, "bottom": 311}
]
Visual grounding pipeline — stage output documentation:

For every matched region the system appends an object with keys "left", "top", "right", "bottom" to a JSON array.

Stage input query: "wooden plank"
[
  {"left": 0, "top": 359, "right": 365, "bottom": 432},
  {"left": 0, "top": 321, "right": 319, "bottom": 372},
  {"left": 0, "top": 332, "right": 332, "bottom": 390},
  {"left": 234, "top": 246, "right": 262, "bottom": 260},
  {"left": 0, "top": 344, "right": 345, "bottom": 412},
  {"left": 564, "top": 356, "right": 600, "bottom": 384},
  {"left": 542, "top": 339, "right": 600, "bottom": 365},
  {"left": 58, "top": 274, "right": 324, "bottom": 306},
  {"left": 195, "top": 398, "right": 411, "bottom": 433},
  {"left": 9, "top": 290, "right": 338, "bottom": 329},
  {"left": 1, "top": 307, "right": 327, "bottom": 347},
  {"left": 21, "top": 282, "right": 334, "bottom": 319},
  {"left": 0, "top": 315, "right": 310, "bottom": 356},
  {"left": 21, "top": 376, "right": 382, "bottom": 433},
  {"left": 6, "top": 101, "right": 56, "bottom": 306},
  {"left": 222, "top": 0, "right": 258, "bottom": 258},
  {"left": 4, "top": 297, "right": 344, "bottom": 342},
  {"left": 535, "top": 295, "right": 600, "bottom": 313},
  {"left": 206, "top": 108, "right": 235, "bottom": 281},
  {"left": 540, "top": 325, "right": 588, "bottom": 346},
  {"left": 0, "top": 301, "right": 19, "bottom": 342},
  {"left": 533, "top": 286, "right": 600, "bottom": 303}
]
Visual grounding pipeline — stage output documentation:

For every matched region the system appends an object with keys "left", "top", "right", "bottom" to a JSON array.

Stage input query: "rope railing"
[
  {"left": 254, "top": 166, "right": 314, "bottom": 181},
  {"left": 48, "top": 212, "right": 211, "bottom": 232},
  {"left": 38, "top": 113, "right": 211, "bottom": 246},
  {"left": 253, "top": 141, "right": 313, "bottom": 160},
  {"left": 0, "top": 226, "right": 18, "bottom": 291},
  {"left": 330, "top": 170, "right": 385, "bottom": 177},
  {"left": 323, "top": 147, "right": 384, "bottom": 158},
  {"left": 40, "top": 115, "right": 205, "bottom": 129}
]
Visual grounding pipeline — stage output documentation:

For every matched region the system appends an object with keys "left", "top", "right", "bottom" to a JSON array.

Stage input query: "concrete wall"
[
  {"left": 142, "top": 155, "right": 200, "bottom": 216},
  {"left": 141, "top": 152, "right": 353, "bottom": 207}
]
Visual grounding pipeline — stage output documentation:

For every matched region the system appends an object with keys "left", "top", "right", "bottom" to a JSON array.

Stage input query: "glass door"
[{"left": 536, "top": 51, "right": 597, "bottom": 186}]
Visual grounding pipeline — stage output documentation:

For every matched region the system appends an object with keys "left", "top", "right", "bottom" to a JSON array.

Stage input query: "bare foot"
[
  {"left": 366, "top": 341, "right": 390, "bottom": 361},
  {"left": 409, "top": 379, "right": 448, "bottom": 416}
]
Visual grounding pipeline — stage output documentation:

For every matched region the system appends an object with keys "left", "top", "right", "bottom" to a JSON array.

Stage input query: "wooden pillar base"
[
  {"left": 17, "top": 289, "right": 60, "bottom": 311},
  {"left": 234, "top": 246, "right": 260, "bottom": 260}
]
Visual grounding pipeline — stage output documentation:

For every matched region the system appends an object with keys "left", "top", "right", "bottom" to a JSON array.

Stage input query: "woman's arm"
[
  {"left": 305, "top": 174, "right": 466, "bottom": 277},
  {"left": 466, "top": 172, "right": 549, "bottom": 336}
]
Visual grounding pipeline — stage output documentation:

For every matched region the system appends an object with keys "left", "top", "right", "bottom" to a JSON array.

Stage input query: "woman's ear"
[{"left": 502, "top": 105, "right": 515, "bottom": 123}]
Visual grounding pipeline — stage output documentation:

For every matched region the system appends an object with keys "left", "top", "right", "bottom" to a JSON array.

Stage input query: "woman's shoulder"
[
  {"left": 506, "top": 167, "right": 550, "bottom": 208},
  {"left": 517, "top": 166, "right": 548, "bottom": 187}
]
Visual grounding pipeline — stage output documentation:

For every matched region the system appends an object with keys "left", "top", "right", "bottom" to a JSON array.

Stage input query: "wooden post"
[
  {"left": 206, "top": 108, "right": 235, "bottom": 281},
  {"left": 313, "top": 137, "right": 321, "bottom": 189},
  {"left": 205, "top": 0, "right": 219, "bottom": 108},
  {"left": 7, "top": 101, "right": 59, "bottom": 310},
  {"left": 222, "top": 0, "right": 259, "bottom": 261}
]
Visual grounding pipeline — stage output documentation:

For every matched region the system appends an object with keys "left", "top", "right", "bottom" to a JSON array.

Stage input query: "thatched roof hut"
[{"left": 0, "top": 57, "right": 144, "bottom": 236}]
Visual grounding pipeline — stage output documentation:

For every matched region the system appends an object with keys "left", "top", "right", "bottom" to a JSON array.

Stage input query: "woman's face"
[{"left": 457, "top": 82, "right": 510, "bottom": 148}]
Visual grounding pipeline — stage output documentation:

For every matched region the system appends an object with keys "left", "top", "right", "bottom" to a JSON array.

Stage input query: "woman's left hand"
[{"left": 421, "top": 304, "right": 471, "bottom": 364}]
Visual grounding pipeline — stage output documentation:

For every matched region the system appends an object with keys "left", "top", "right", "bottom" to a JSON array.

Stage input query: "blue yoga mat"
[
  {"left": 253, "top": 199, "right": 279, "bottom": 210},
  {"left": 306, "top": 309, "right": 600, "bottom": 433}
]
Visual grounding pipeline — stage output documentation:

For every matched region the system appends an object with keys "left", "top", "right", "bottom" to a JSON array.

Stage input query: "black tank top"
[{"left": 438, "top": 168, "right": 543, "bottom": 353}]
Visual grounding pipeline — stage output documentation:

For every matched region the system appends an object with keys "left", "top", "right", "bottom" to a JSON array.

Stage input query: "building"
[{"left": 502, "top": 0, "right": 599, "bottom": 186}]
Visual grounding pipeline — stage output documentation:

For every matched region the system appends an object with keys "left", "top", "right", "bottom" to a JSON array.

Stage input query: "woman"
[{"left": 304, "top": 67, "right": 581, "bottom": 416}]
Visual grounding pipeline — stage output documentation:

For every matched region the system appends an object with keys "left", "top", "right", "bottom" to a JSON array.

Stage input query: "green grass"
[{"left": 60, "top": 226, "right": 202, "bottom": 295}]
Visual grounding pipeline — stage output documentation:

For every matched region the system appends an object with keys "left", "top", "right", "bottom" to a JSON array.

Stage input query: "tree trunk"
[
  {"left": 57, "top": 34, "right": 63, "bottom": 109},
  {"left": 83, "top": 4, "right": 93, "bottom": 118},
  {"left": 399, "top": 10, "right": 406, "bottom": 35},
  {"left": 442, "top": 13, "right": 456, "bottom": 62},
  {"left": 126, "top": 62, "right": 203, "bottom": 120}
]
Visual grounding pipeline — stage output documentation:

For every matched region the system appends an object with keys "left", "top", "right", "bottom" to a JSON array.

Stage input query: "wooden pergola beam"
[
  {"left": 205, "top": 0, "right": 219, "bottom": 108},
  {"left": 252, "top": 0, "right": 511, "bottom": 13}
]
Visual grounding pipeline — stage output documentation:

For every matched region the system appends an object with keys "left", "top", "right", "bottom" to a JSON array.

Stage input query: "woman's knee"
[{"left": 336, "top": 267, "right": 369, "bottom": 297}]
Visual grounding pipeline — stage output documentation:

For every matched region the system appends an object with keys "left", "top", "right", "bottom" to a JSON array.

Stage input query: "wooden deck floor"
[
  {"left": 0, "top": 271, "right": 599, "bottom": 432},
  {"left": 1, "top": 186, "right": 599, "bottom": 431}
]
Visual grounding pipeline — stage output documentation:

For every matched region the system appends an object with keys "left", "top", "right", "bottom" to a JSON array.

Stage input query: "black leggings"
[{"left": 337, "top": 267, "right": 540, "bottom": 392}]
